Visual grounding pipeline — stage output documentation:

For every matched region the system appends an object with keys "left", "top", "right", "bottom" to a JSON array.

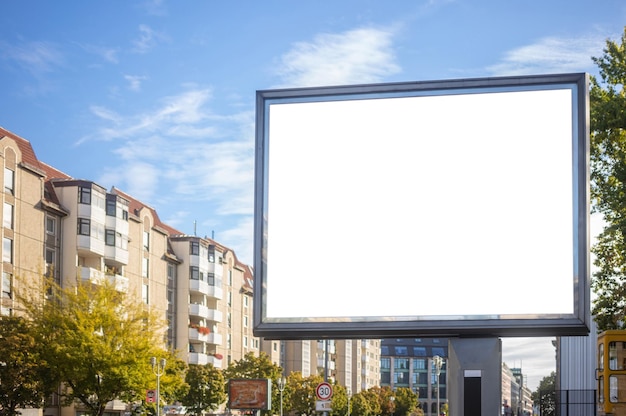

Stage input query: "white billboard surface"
[{"left": 254, "top": 73, "right": 590, "bottom": 338}]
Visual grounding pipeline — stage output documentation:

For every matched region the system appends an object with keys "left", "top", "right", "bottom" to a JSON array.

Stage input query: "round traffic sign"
[{"left": 316, "top": 382, "right": 333, "bottom": 401}]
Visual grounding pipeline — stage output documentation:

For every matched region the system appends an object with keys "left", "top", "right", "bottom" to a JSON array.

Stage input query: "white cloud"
[
  {"left": 487, "top": 34, "right": 608, "bottom": 76},
  {"left": 276, "top": 27, "right": 401, "bottom": 87},
  {"left": 87, "top": 86, "right": 255, "bottom": 259},
  {"left": 10, "top": 40, "right": 64, "bottom": 73},
  {"left": 133, "top": 24, "right": 164, "bottom": 53},
  {"left": 78, "top": 43, "right": 119, "bottom": 64},
  {"left": 124, "top": 74, "right": 147, "bottom": 91},
  {"left": 83, "top": 88, "right": 214, "bottom": 142}
]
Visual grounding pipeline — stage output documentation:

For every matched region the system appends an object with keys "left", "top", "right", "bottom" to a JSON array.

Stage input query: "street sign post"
[
  {"left": 316, "top": 401, "right": 332, "bottom": 411},
  {"left": 316, "top": 382, "right": 333, "bottom": 401}
]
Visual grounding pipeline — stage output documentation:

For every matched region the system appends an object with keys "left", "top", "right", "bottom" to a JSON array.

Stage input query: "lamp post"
[
  {"left": 151, "top": 357, "right": 166, "bottom": 416},
  {"left": 432, "top": 355, "right": 443, "bottom": 416},
  {"left": 277, "top": 376, "right": 286, "bottom": 416}
]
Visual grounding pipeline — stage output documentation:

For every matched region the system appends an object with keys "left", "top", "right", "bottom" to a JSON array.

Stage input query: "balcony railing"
[
  {"left": 188, "top": 304, "right": 223, "bottom": 322},
  {"left": 80, "top": 267, "right": 129, "bottom": 292},
  {"left": 189, "top": 279, "right": 223, "bottom": 299},
  {"left": 188, "top": 352, "right": 222, "bottom": 369}
]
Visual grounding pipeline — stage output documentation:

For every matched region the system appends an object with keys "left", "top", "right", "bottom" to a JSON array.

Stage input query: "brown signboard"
[{"left": 228, "top": 379, "right": 271, "bottom": 410}]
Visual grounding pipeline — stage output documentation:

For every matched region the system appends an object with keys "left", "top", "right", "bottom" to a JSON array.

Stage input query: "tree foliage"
[
  {"left": 532, "top": 372, "right": 555, "bottom": 416},
  {"left": 590, "top": 26, "right": 626, "bottom": 330},
  {"left": 181, "top": 364, "right": 225, "bottom": 416},
  {"left": 393, "top": 387, "right": 420, "bottom": 416},
  {"left": 0, "top": 316, "right": 54, "bottom": 416},
  {"left": 21, "top": 279, "right": 170, "bottom": 416},
  {"left": 283, "top": 373, "right": 322, "bottom": 416},
  {"left": 222, "top": 352, "right": 283, "bottom": 415}
]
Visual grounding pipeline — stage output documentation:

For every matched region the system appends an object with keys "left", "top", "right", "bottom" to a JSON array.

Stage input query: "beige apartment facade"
[{"left": 0, "top": 127, "right": 269, "bottom": 416}]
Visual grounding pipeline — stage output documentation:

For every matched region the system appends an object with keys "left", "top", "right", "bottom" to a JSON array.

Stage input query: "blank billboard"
[{"left": 253, "top": 73, "right": 590, "bottom": 339}]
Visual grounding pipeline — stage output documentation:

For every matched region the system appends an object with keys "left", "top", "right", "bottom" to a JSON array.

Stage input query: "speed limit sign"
[{"left": 316, "top": 382, "right": 333, "bottom": 401}]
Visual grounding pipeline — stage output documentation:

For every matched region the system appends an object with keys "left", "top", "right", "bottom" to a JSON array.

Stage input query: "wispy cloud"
[
  {"left": 0, "top": 39, "right": 64, "bottom": 76},
  {"left": 124, "top": 74, "right": 148, "bottom": 91},
  {"left": 83, "top": 86, "right": 254, "bottom": 257},
  {"left": 87, "top": 25, "right": 403, "bottom": 263},
  {"left": 487, "top": 33, "right": 608, "bottom": 76},
  {"left": 132, "top": 24, "right": 165, "bottom": 53},
  {"left": 76, "top": 42, "right": 119, "bottom": 64},
  {"left": 276, "top": 27, "right": 401, "bottom": 87}
]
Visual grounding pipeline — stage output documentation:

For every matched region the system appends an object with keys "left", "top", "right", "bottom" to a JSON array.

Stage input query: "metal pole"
[
  {"left": 433, "top": 356, "right": 443, "bottom": 416},
  {"left": 151, "top": 357, "right": 166, "bottom": 416},
  {"left": 277, "top": 376, "right": 286, "bottom": 416}
]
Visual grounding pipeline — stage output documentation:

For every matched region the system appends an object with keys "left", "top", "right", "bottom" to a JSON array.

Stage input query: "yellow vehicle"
[{"left": 597, "top": 330, "right": 626, "bottom": 415}]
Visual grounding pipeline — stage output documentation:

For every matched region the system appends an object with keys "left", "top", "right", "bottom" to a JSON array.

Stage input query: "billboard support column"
[{"left": 448, "top": 338, "right": 501, "bottom": 416}]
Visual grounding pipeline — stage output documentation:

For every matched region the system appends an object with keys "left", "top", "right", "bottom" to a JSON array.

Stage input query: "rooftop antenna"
[
  {"left": 212, "top": 230, "right": 215, "bottom": 239},
  {"left": 193, "top": 220, "right": 197, "bottom": 236}
]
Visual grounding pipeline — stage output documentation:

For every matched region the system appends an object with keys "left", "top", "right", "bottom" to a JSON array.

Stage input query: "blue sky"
[{"left": 1, "top": 0, "right": 624, "bottom": 391}]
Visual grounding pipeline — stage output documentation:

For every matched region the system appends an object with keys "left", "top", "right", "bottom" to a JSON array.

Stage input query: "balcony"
[
  {"left": 188, "top": 304, "right": 223, "bottom": 322},
  {"left": 188, "top": 352, "right": 222, "bottom": 368},
  {"left": 104, "top": 244, "right": 129, "bottom": 265},
  {"left": 189, "top": 279, "right": 223, "bottom": 300},
  {"left": 80, "top": 267, "right": 129, "bottom": 292},
  {"left": 77, "top": 235, "right": 105, "bottom": 256},
  {"left": 188, "top": 328, "right": 222, "bottom": 346}
]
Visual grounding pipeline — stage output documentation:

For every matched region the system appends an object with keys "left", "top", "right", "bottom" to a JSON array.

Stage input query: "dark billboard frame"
[{"left": 253, "top": 73, "right": 590, "bottom": 339}]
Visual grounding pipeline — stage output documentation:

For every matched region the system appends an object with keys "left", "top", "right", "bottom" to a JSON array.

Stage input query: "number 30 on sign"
[{"left": 316, "top": 382, "right": 333, "bottom": 401}]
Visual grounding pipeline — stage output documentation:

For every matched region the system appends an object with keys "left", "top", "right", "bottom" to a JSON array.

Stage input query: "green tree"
[
  {"left": 222, "top": 352, "right": 283, "bottom": 415},
  {"left": 22, "top": 279, "right": 170, "bottom": 416},
  {"left": 0, "top": 316, "right": 54, "bottom": 416},
  {"left": 393, "top": 387, "right": 420, "bottom": 416},
  {"left": 284, "top": 373, "right": 322, "bottom": 416},
  {"left": 350, "top": 391, "right": 373, "bottom": 416},
  {"left": 329, "top": 384, "right": 348, "bottom": 416},
  {"left": 181, "top": 364, "right": 225, "bottom": 416},
  {"left": 532, "top": 372, "right": 555, "bottom": 416},
  {"left": 589, "top": 26, "right": 626, "bottom": 330}
]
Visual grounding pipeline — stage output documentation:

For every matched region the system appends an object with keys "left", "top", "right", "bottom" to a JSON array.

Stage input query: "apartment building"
[
  {"left": 281, "top": 339, "right": 380, "bottom": 394},
  {"left": 380, "top": 338, "right": 448, "bottom": 416},
  {"left": 0, "top": 126, "right": 268, "bottom": 414}
]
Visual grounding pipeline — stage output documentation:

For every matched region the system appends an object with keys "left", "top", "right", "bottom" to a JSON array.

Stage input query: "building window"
[
  {"left": 122, "top": 210, "right": 128, "bottom": 220},
  {"left": 208, "top": 246, "right": 215, "bottom": 262},
  {"left": 244, "top": 296, "right": 249, "bottom": 308},
  {"left": 142, "top": 284, "right": 149, "bottom": 304},
  {"left": 167, "top": 263, "right": 175, "bottom": 280},
  {"left": 190, "top": 241, "right": 199, "bottom": 255},
  {"left": 3, "top": 203, "right": 13, "bottom": 229},
  {"left": 381, "top": 358, "right": 391, "bottom": 369},
  {"left": 190, "top": 266, "right": 199, "bottom": 280},
  {"left": 394, "top": 358, "right": 409, "bottom": 370},
  {"left": 142, "top": 257, "right": 149, "bottom": 278},
  {"left": 208, "top": 273, "right": 215, "bottom": 285},
  {"left": 143, "top": 231, "right": 150, "bottom": 251},
  {"left": 1, "top": 272, "right": 11, "bottom": 316},
  {"left": 106, "top": 198, "right": 116, "bottom": 216},
  {"left": 413, "top": 347, "right": 427, "bottom": 356},
  {"left": 4, "top": 168, "right": 14, "bottom": 194},
  {"left": 45, "top": 249, "right": 55, "bottom": 277},
  {"left": 46, "top": 216, "right": 56, "bottom": 234},
  {"left": 77, "top": 218, "right": 90, "bottom": 236},
  {"left": 78, "top": 186, "right": 91, "bottom": 205},
  {"left": 2, "top": 272, "right": 11, "bottom": 299},
  {"left": 105, "top": 229, "right": 115, "bottom": 246},
  {"left": 244, "top": 315, "right": 248, "bottom": 328},
  {"left": 2, "top": 238, "right": 12, "bottom": 263},
  {"left": 413, "top": 359, "right": 426, "bottom": 370}
]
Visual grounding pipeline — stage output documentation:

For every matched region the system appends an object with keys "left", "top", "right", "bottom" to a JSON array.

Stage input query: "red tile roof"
[{"left": 0, "top": 126, "right": 44, "bottom": 172}]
